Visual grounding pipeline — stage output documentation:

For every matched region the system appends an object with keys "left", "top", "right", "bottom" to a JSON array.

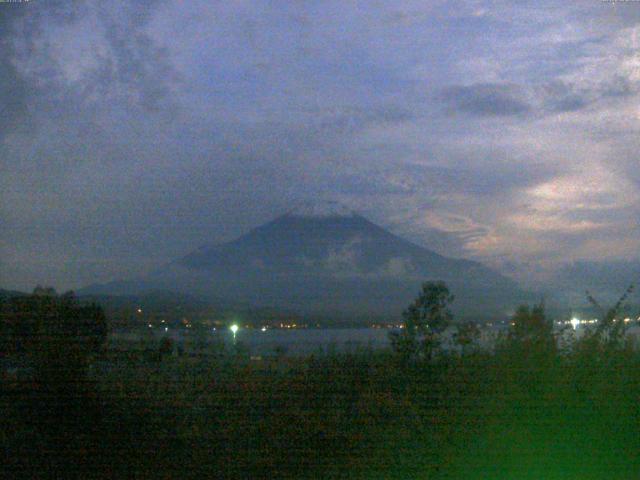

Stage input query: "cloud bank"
[{"left": 1, "top": 0, "right": 640, "bottom": 301}]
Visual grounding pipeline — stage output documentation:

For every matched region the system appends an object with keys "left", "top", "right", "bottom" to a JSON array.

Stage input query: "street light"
[{"left": 230, "top": 324, "right": 239, "bottom": 343}]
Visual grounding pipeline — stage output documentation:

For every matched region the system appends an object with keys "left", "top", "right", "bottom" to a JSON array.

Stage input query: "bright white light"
[
  {"left": 570, "top": 317, "right": 580, "bottom": 330},
  {"left": 164, "top": 327, "right": 168, "bottom": 332},
  {"left": 261, "top": 326, "right": 267, "bottom": 332},
  {"left": 148, "top": 324, "right": 152, "bottom": 328},
  {"left": 230, "top": 324, "right": 239, "bottom": 334},
  {"left": 137, "top": 308, "right": 142, "bottom": 313}
]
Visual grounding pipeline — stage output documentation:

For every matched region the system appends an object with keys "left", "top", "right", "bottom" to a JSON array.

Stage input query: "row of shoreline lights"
[
  {"left": 147, "top": 323, "right": 271, "bottom": 334},
  {"left": 147, "top": 324, "right": 241, "bottom": 336},
  {"left": 568, "top": 318, "right": 601, "bottom": 330},
  {"left": 567, "top": 317, "right": 639, "bottom": 330}
]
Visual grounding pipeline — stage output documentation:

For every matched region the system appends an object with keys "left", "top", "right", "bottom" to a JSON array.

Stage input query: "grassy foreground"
[{"left": 4, "top": 338, "right": 640, "bottom": 479}]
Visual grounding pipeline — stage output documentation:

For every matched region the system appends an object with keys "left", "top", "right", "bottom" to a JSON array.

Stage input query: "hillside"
[{"left": 81, "top": 204, "right": 531, "bottom": 322}]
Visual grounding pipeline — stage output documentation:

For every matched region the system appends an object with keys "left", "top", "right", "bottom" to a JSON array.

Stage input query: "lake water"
[
  {"left": 112, "top": 324, "right": 640, "bottom": 356},
  {"left": 213, "top": 328, "right": 393, "bottom": 356},
  {"left": 212, "top": 323, "right": 640, "bottom": 355},
  {"left": 207, "top": 325, "right": 510, "bottom": 355}
]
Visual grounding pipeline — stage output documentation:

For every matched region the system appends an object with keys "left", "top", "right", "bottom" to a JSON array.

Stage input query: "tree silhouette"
[
  {"left": 454, "top": 321, "right": 481, "bottom": 353},
  {"left": 505, "top": 302, "right": 555, "bottom": 359},
  {"left": 390, "top": 281, "right": 454, "bottom": 361},
  {"left": 584, "top": 284, "right": 635, "bottom": 350}
]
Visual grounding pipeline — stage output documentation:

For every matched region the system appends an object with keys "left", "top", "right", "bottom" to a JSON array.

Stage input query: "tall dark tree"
[
  {"left": 390, "top": 281, "right": 454, "bottom": 360},
  {"left": 505, "top": 302, "right": 555, "bottom": 357}
]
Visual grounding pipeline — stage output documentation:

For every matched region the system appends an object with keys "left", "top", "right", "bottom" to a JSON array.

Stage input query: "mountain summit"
[
  {"left": 82, "top": 207, "right": 530, "bottom": 321},
  {"left": 285, "top": 200, "right": 357, "bottom": 219}
]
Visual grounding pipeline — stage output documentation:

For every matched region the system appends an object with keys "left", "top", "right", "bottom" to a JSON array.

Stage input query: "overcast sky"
[{"left": 2, "top": 0, "right": 640, "bottom": 293}]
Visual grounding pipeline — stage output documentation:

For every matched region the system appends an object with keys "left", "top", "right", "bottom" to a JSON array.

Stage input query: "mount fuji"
[{"left": 81, "top": 202, "right": 530, "bottom": 321}]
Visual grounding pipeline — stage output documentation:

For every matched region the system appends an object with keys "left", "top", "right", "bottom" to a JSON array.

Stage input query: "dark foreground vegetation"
[{"left": 2, "top": 284, "right": 640, "bottom": 478}]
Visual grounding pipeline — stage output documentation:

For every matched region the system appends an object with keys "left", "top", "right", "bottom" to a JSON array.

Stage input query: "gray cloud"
[
  {"left": 0, "top": 8, "right": 31, "bottom": 139},
  {"left": 540, "top": 81, "right": 590, "bottom": 113},
  {"left": 539, "top": 77, "right": 639, "bottom": 113},
  {"left": 2, "top": 0, "right": 640, "bottom": 294},
  {"left": 550, "top": 260, "right": 640, "bottom": 304},
  {"left": 441, "top": 76, "right": 640, "bottom": 119},
  {"left": 600, "top": 75, "right": 637, "bottom": 98},
  {"left": 310, "top": 104, "right": 414, "bottom": 135},
  {"left": 440, "top": 83, "right": 531, "bottom": 117},
  {"left": 0, "top": 56, "right": 27, "bottom": 138},
  {"left": 96, "top": 2, "right": 178, "bottom": 112}
]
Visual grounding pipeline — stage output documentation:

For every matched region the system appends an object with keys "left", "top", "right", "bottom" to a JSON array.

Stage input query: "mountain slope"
[{"left": 81, "top": 206, "right": 530, "bottom": 321}]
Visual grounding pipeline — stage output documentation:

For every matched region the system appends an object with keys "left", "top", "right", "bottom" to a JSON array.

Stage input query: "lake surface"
[
  {"left": 209, "top": 325, "right": 514, "bottom": 355},
  {"left": 112, "top": 324, "right": 640, "bottom": 356},
  {"left": 213, "top": 328, "right": 393, "bottom": 356},
  {"left": 213, "top": 323, "right": 640, "bottom": 355}
]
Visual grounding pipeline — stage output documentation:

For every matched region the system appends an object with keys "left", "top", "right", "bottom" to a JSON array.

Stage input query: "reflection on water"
[
  {"left": 216, "top": 324, "right": 640, "bottom": 356},
  {"left": 215, "top": 328, "right": 391, "bottom": 355}
]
